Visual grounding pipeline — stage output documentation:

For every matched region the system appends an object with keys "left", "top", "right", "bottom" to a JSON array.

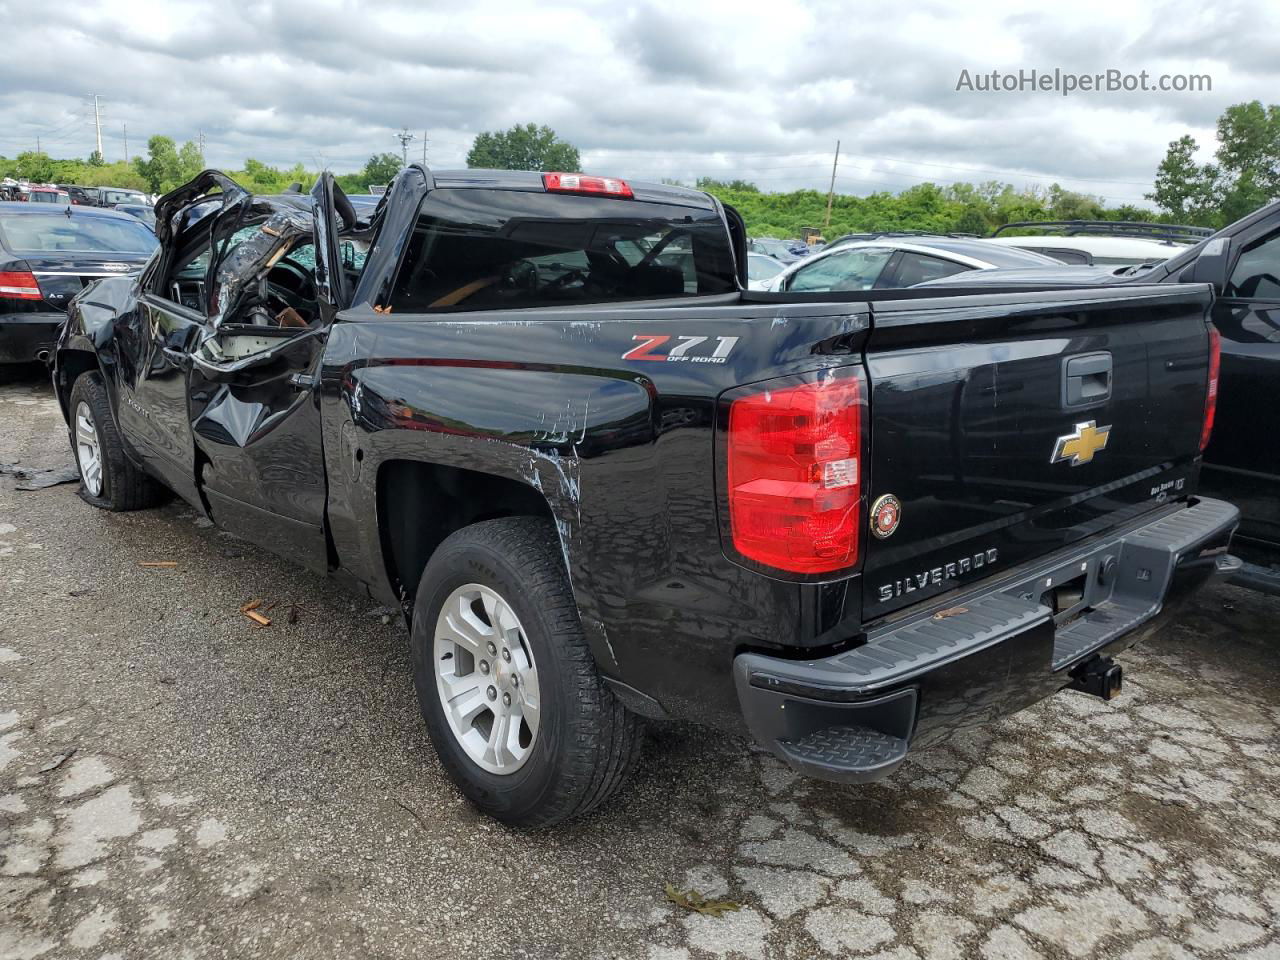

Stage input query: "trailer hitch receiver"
[{"left": 1069, "top": 655, "right": 1123, "bottom": 701}]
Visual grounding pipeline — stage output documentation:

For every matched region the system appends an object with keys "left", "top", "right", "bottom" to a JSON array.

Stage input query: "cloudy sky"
[{"left": 0, "top": 0, "right": 1274, "bottom": 204}]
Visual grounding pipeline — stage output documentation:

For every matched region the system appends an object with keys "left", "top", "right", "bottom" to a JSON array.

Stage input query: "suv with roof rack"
[{"left": 988, "top": 219, "right": 1211, "bottom": 270}]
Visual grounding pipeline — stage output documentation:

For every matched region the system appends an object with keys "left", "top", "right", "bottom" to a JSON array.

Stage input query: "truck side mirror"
[{"left": 1181, "top": 236, "right": 1233, "bottom": 295}]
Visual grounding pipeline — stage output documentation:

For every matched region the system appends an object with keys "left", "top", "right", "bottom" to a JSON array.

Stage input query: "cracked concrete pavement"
[{"left": 1, "top": 366, "right": 1279, "bottom": 960}]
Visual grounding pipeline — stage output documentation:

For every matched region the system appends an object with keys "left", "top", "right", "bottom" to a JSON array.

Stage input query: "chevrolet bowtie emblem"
[{"left": 1052, "top": 420, "right": 1111, "bottom": 466}]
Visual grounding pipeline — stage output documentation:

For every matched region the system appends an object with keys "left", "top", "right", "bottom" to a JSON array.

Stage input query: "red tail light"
[
  {"left": 1200, "top": 327, "right": 1221, "bottom": 451},
  {"left": 0, "top": 271, "right": 42, "bottom": 300},
  {"left": 542, "top": 172, "right": 633, "bottom": 199},
  {"left": 727, "top": 370, "right": 866, "bottom": 575}
]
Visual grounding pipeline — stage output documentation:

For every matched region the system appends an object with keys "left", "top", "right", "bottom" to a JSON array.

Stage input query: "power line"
[
  {"left": 583, "top": 145, "right": 1156, "bottom": 188},
  {"left": 611, "top": 150, "right": 1153, "bottom": 201},
  {"left": 584, "top": 147, "right": 831, "bottom": 161},
  {"left": 609, "top": 163, "right": 1150, "bottom": 205},
  {"left": 35, "top": 113, "right": 86, "bottom": 140},
  {"left": 837, "top": 149, "right": 1154, "bottom": 187}
]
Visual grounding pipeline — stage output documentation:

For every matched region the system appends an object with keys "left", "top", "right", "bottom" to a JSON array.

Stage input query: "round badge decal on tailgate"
[{"left": 870, "top": 494, "right": 902, "bottom": 539}]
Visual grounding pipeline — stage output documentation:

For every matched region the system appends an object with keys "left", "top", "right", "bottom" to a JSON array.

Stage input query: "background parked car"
[
  {"left": 57, "top": 185, "right": 100, "bottom": 206},
  {"left": 113, "top": 202, "right": 157, "bottom": 229},
  {"left": 746, "top": 252, "right": 785, "bottom": 289},
  {"left": 0, "top": 202, "right": 157, "bottom": 367},
  {"left": 987, "top": 220, "right": 1211, "bottom": 271},
  {"left": 825, "top": 230, "right": 981, "bottom": 247},
  {"left": 763, "top": 235, "right": 1060, "bottom": 291},
  {"left": 98, "top": 187, "right": 150, "bottom": 207},
  {"left": 746, "top": 237, "right": 804, "bottom": 263},
  {"left": 27, "top": 187, "right": 71, "bottom": 204}
]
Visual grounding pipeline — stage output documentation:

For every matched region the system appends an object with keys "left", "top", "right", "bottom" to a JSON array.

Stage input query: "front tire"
[
  {"left": 67, "top": 372, "right": 168, "bottom": 511},
  {"left": 410, "top": 517, "right": 643, "bottom": 827}
]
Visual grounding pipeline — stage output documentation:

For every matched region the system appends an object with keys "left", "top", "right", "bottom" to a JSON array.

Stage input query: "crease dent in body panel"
[
  {"left": 196, "top": 388, "right": 267, "bottom": 447},
  {"left": 521, "top": 445, "right": 583, "bottom": 589},
  {"left": 523, "top": 446, "right": 582, "bottom": 515}
]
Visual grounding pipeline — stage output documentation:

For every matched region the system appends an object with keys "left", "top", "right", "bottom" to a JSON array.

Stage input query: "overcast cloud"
[{"left": 0, "top": 0, "right": 1274, "bottom": 204}]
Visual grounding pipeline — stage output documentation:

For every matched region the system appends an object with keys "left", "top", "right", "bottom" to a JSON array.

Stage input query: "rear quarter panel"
[{"left": 319, "top": 302, "right": 870, "bottom": 728}]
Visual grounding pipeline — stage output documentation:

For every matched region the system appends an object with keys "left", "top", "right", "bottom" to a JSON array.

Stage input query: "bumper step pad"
[
  {"left": 820, "top": 593, "right": 1045, "bottom": 688},
  {"left": 1052, "top": 597, "right": 1149, "bottom": 669},
  {"left": 777, "top": 725, "right": 909, "bottom": 783},
  {"left": 1052, "top": 497, "right": 1241, "bottom": 669}
]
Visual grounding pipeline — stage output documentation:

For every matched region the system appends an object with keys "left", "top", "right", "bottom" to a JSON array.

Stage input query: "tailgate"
[{"left": 861, "top": 285, "right": 1214, "bottom": 620}]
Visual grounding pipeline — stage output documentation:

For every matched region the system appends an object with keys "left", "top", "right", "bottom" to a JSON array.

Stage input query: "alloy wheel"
[
  {"left": 434, "top": 583, "right": 541, "bottom": 774},
  {"left": 74, "top": 401, "right": 103, "bottom": 497}
]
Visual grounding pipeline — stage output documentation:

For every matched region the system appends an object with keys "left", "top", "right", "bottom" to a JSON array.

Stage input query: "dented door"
[
  {"left": 115, "top": 173, "right": 252, "bottom": 507},
  {"left": 185, "top": 175, "right": 356, "bottom": 573},
  {"left": 189, "top": 330, "right": 330, "bottom": 571}
]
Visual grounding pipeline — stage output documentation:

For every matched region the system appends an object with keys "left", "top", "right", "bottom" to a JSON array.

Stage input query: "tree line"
[
  {"left": 2, "top": 103, "right": 1274, "bottom": 238},
  {"left": 0, "top": 136, "right": 403, "bottom": 198}
]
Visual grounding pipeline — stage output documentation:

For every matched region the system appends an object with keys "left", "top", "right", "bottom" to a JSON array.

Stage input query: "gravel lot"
[{"left": 2, "top": 366, "right": 1279, "bottom": 960}]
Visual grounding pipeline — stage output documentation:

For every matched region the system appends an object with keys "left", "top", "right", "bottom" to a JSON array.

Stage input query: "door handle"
[
  {"left": 1062, "top": 352, "right": 1111, "bottom": 408},
  {"left": 289, "top": 372, "right": 319, "bottom": 390}
]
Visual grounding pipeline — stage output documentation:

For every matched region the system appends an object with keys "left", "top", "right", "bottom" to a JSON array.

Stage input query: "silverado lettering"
[{"left": 877, "top": 549, "right": 1000, "bottom": 602}]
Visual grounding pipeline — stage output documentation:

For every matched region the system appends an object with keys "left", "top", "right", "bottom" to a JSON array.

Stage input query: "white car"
[
  {"left": 763, "top": 237, "right": 1059, "bottom": 292},
  {"left": 985, "top": 221, "right": 1211, "bottom": 272},
  {"left": 986, "top": 235, "right": 1198, "bottom": 271},
  {"left": 746, "top": 253, "right": 786, "bottom": 290}
]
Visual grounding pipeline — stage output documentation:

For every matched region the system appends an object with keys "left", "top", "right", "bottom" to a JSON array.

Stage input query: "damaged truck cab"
[
  {"left": 57, "top": 170, "right": 365, "bottom": 565},
  {"left": 54, "top": 166, "right": 1239, "bottom": 827}
]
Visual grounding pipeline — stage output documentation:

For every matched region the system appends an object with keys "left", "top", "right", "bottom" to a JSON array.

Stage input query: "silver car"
[{"left": 763, "top": 237, "right": 1059, "bottom": 291}]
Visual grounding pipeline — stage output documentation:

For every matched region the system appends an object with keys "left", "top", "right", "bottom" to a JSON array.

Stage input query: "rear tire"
[
  {"left": 410, "top": 517, "right": 643, "bottom": 827},
  {"left": 67, "top": 372, "right": 168, "bottom": 511}
]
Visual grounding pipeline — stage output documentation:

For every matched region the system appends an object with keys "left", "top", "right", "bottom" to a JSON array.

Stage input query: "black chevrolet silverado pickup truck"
[{"left": 52, "top": 166, "right": 1238, "bottom": 825}]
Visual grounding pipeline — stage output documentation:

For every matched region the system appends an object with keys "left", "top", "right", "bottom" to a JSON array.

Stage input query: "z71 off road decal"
[{"left": 622, "top": 334, "right": 739, "bottom": 364}]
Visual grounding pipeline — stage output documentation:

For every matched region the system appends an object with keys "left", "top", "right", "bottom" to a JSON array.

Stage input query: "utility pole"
[
  {"left": 422, "top": 129, "right": 428, "bottom": 166},
  {"left": 122, "top": 122, "right": 128, "bottom": 163},
  {"left": 197, "top": 130, "right": 206, "bottom": 165},
  {"left": 36, "top": 135, "right": 41, "bottom": 154},
  {"left": 823, "top": 139, "right": 841, "bottom": 231},
  {"left": 91, "top": 95, "right": 104, "bottom": 160},
  {"left": 396, "top": 128, "right": 415, "bottom": 165}
]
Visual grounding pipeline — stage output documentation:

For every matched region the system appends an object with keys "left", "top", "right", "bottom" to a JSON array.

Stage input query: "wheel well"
[
  {"left": 54, "top": 350, "right": 99, "bottom": 418},
  {"left": 378, "top": 459, "right": 555, "bottom": 611}
]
